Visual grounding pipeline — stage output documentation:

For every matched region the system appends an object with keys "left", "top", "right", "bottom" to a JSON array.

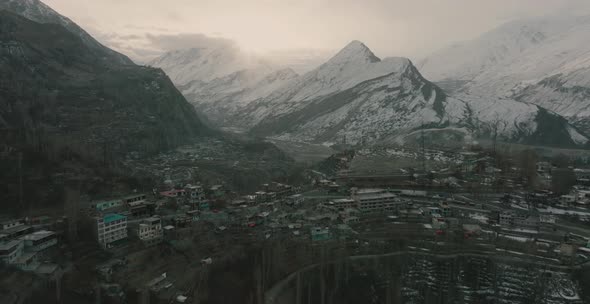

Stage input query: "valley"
[{"left": 0, "top": 1, "right": 589, "bottom": 304}]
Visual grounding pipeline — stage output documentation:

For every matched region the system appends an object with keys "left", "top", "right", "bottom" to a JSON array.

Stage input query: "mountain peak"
[{"left": 327, "top": 40, "right": 381, "bottom": 65}]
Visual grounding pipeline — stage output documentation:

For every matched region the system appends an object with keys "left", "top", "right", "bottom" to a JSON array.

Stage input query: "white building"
[
  {"left": 96, "top": 214, "right": 128, "bottom": 249},
  {"left": 352, "top": 189, "right": 401, "bottom": 213},
  {"left": 0, "top": 240, "right": 24, "bottom": 264},
  {"left": 138, "top": 217, "right": 163, "bottom": 246}
]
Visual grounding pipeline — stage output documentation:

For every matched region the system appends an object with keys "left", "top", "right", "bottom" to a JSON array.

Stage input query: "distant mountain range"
[
  {"left": 419, "top": 15, "right": 590, "bottom": 135},
  {"left": 153, "top": 39, "right": 588, "bottom": 148}
]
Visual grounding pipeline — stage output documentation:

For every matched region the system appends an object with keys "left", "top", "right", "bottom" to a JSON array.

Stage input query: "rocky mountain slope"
[
  {"left": 0, "top": 8, "right": 210, "bottom": 210},
  {"left": 0, "top": 0, "right": 132, "bottom": 65},
  {"left": 0, "top": 10, "right": 206, "bottom": 155},
  {"left": 244, "top": 41, "right": 587, "bottom": 148},
  {"left": 418, "top": 15, "right": 590, "bottom": 134}
]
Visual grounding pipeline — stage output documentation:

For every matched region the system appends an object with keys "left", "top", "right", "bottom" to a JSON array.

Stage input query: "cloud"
[
  {"left": 145, "top": 33, "right": 237, "bottom": 52},
  {"left": 86, "top": 30, "right": 240, "bottom": 63}
]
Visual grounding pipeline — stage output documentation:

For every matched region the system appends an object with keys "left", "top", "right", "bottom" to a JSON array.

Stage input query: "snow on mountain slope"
[
  {"left": 182, "top": 67, "right": 298, "bottom": 127},
  {"left": 243, "top": 41, "right": 587, "bottom": 147},
  {"left": 149, "top": 45, "right": 301, "bottom": 128},
  {"left": 418, "top": 15, "right": 590, "bottom": 134},
  {"left": 149, "top": 46, "right": 273, "bottom": 86},
  {"left": 0, "top": 0, "right": 132, "bottom": 65},
  {"left": 236, "top": 40, "right": 415, "bottom": 127}
]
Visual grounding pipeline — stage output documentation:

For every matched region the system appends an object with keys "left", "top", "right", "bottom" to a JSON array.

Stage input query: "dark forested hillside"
[{"left": 0, "top": 10, "right": 208, "bottom": 211}]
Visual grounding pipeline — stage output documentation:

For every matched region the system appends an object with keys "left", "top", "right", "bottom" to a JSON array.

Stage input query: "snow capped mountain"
[
  {"left": 237, "top": 41, "right": 414, "bottom": 126},
  {"left": 240, "top": 41, "right": 588, "bottom": 147},
  {"left": 149, "top": 45, "right": 298, "bottom": 128},
  {"left": 263, "top": 48, "right": 333, "bottom": 74},
  {"left": 149, "top": 46, "right": 273, "bottom": 86},
  {"left": 152, "top": 36, "right": 587, "bottom": 148},
  {"left": 418, "top": 15, "right": 590, "bottom": 133},
  {"left": 0, "top": 0, "right": 132, "bottom": 65}
]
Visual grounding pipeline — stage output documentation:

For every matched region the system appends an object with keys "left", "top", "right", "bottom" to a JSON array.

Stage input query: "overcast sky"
[{"left": 44, "top": 0, "right": 590, "bottom": 63}]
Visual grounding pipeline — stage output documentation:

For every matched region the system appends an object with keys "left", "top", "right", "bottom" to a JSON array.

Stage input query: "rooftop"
[
  {"left": 0, "top": 240, "right": 22, "bottom": 251},
  {"left": 333, "top": 198, "right": 355, "bottom": 203},
  {"left": 103, "top": 214, "right": 126, "bottom": 224},
  {"left": 20, "top": 230, "right": 55, "bottom": 241},
  {"left": 355, "top": 192, "right": 397, "bottom": 200},
  {"left": 356, "top": 188, "right": 387, "bottom": 194}
]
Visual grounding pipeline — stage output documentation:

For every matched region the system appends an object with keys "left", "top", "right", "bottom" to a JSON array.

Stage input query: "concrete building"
[
  {"left": 19, "top": 230, "right": 57, "bottom": 253},
  {"left": 0, "top": 224, "right": 34, "bottom": 241},
  {"left": 138, "top": 217, "right": 163, "bottom": 246},
  {"left": 0, "top": 219, "right": 25, "bottom": 231},
  {"left": 287, "top": 194, "right": 304, "bottom": 206},
  {"left": 0, "top": 240, "right": 24, "bottom": 264},
  {"left": 310, "top": 227, "right": 330, "bottom": 241},
  {"left": 352, "top": 189, "right": 401, "bottom": 213},
  {"left": 94, "top": 200, "right": 123, "bottom": 212},
  {"left": 185, "top": 184, "right": 205, "bottom": 205},
  {"left": 499, "top": 211, "right": 514, "bottom": 226},
  {"left": 96, "top": 214, "right": 128, "bottom": 249},
  {"left": 330, "top": 198, "right": 356, "bottom": 210},
  {"left": 123, "top": 193, "right": 146, "bottom": 206},
  {"left": 14, "top": 252, "right": 39, "bottom": 271}
]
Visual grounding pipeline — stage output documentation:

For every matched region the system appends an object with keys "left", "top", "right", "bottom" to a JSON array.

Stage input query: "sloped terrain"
[
  {"left": 0, "top": 0, "right": 132, "bottom": 65},
  {"left": 245, "top": 42, "right": 587, "bottom": 148},
  {"left": 419, "top": 15, "right": 590, "bottom": 135}
]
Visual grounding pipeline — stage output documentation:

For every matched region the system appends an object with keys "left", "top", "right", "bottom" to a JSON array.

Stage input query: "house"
[
  {"left": 431, "top": 214, "right": 446, "bottom": 229},
  {"left": 1, "top": 218, "right": 25, "bottom": 231},
  {"left": 94, "top": 200, "right": 123, "bottom": 212},
  {"left": 210, "top": 185, "right": 225, "bottom": 199},
  {"left": 19, "top": 230, "right": 57, "bottom": 253},
  {"left": 255, "top": 191, "right": 269, "bottom": 204},
  {"left": 352, "top": 189, "right": 401, "bottom": 213},
  {"left": 439, "top": 202, "right": 452, "bottom": 217},
  {"left": 560, "top": 194, "right": 577, "bottom": 206},
  {"left": 96, "top": 214, "right": 128, "bottom": 249},
  {"left": 463, "top": 224, "right": 481, "bottom": 235},
  {"left": 499, "top": 211, "right": 514, "bottom": 226},
  {"left": 539, "top": 214, "right": 556, "bottom": 224},
  {"left": 286, "top": 194, "right": 304, "bottom": 206},
  {"left": 310, "top": 227, "right": 331, "bottom": 241},
  {"left": 138, "top": 217, "right": 163, "bottom": 246},
  {"left": 122, "top": 193, "right": 147, "bottom": 206},
  {"left": 574, "top": 168, "right": 590, "bottom": 182},
  {"left": 13, "top": 252, "right": 40, "bottom": 271},
  {"left": 330, "top": 198, "right": 356, "bottom": 210},
  {"left": 0, "top": 224, "right": 34, "bottom": 241},
  {"left": 500, "top": 211, "right": 531, "bottom": 227},
  {"left": 185, "top": 184, "right": 205, "bottom": 204},
  {"left": 536, "top": 162, "right": 552, "bottom": 174},
  {"left": 0, "top": 240, "right": 24, "bottom": 264}
]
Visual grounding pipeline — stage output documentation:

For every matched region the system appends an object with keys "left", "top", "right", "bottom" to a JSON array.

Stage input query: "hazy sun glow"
[{"left": 43, "top": 0, "right": 590, "bottom": 62}]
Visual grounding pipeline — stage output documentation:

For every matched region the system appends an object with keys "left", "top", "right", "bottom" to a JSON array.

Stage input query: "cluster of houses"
[
  {"left": 0, "top": 218, "right": 59, "bottom": 274},
  {"left": 85, "top": 181, "right": 303, "bottom": 250}
]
